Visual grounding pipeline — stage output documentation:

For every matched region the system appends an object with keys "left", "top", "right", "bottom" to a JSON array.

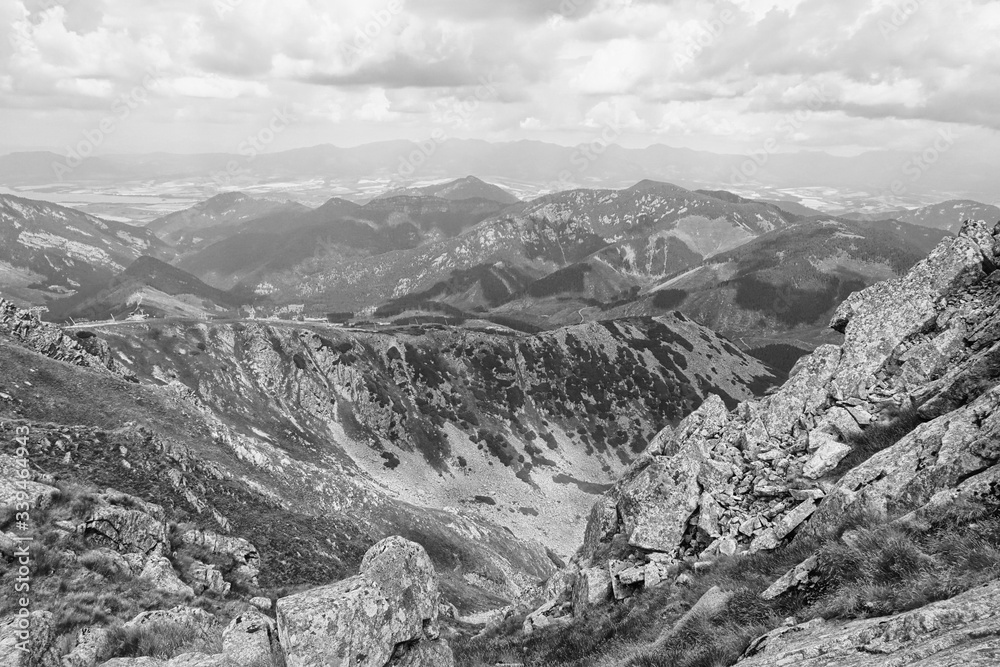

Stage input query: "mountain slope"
[
  {"left": 598, "top": 217, "right": 952, "bottom": 345},
  {"left": 177, "top": 195, "right": 508, "bottom": 290},
  {"left": 50, "top": 256, "right": 247, "bottom": 321},
  {"left": 894, "top": 199, "right": 1000, "bottom": 232},
  {"left": 376, "top": 175, "right": 521, "bottom": 205},
  {"left": 0, "top": 194, "right": 168, "bottom": 304},
  {"left": 246, "top": 181, "right": 800, "bottom": 315},
  {"left": 0, "top": 300, "right": 554, "bottom": 612},
  {"left": 80, "top": 313, "right": 779, "bottom": 556},
  {"left": 147, "top": 192, "right": 309, "bottom": 252}
]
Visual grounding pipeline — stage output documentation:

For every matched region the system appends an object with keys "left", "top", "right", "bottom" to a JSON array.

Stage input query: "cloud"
[{"left": 1, "top": 0, "right": 999, "bottom": 157}]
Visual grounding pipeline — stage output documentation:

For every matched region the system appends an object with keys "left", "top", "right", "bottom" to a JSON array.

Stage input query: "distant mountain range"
[
  {"left": 842, "top": 200, "right": 1000, "bottom": 233},
  {"left": 0, "top": 194, "right": 167, "bottom": 305},
  {"left": 373, "top": 175, "right": 520, "bottom": 205},
  {"left": 242, "top": 180, "right": 802, "bottom": 316},
  {"left": 1, "top": 179, "right": 996, "bottom": 355},
  {"left": 147, "top": 192, "right": 309, "bottom": 252},
  {"left": 2, "top": 138, "right": 998, "bottom": 203},
  {"left": 50, "top": 256, "right": 245, "bottom": 322}
]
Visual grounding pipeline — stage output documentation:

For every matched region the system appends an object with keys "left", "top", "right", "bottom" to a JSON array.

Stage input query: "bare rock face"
[
  {"left": 738, "top": 579, "right": 1000, "bottom": 666},
  {"left": 615, "top": 454, "right": 702, "bottom": 553},
  {"left": 573, "top": 220, "right": 1000, "bottom": 603},
  {"left": 276, "top": 536, "right": 453, "bottom": 667},
  {"left": 221, "top": 609, "right": 282, "bottom": 667},
  {"left": 84, "top": 504, "right": 169, "bottom": 556},
  {"left": 572, "top": 566, "right": 612, "bottom": 615},
  {"left": 0, "top": 299, "right": 136, "bottom": 381},
  {"left": 0, "top": 611, "right": 60, "bottom": 667},
  {"left": 186, "top": 561, "right": 230, "bottom": 596},
  {"left": 139, "top": 556, "right": 195, "bottom": 599}
]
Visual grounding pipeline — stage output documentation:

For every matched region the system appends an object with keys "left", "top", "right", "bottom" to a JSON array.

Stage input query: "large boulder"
[
  {"left": 84, "top": 504, "right": 168, "bottom": 556},
  {"left": 614, "top": 454, "right": 702, "bottom": 553},
  {"left": 276, "top": 536, "right": 452, "bottom": 667},
  {"left": 572, "top": 566, "right": 612, "bottom": 614},
  {"left": 138, "top": 556, "right": 195, "bottom": 598}
]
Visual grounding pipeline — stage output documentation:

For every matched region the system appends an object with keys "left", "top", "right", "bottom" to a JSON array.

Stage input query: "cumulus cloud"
[{"left": 0, "top": 0, "right": 998, "bottom": 155}]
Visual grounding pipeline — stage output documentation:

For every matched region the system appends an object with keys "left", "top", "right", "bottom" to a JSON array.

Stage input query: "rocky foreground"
[
  {"left": 500, "top": 219, "right": 1000, "bottom": 662},
  {"left": 1, "top": 535, "right": 452, "bottom": 666}
]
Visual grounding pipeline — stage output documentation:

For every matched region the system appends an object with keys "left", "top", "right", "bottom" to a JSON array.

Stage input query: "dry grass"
[
  {"left": 102, "top": 619, "right": 222, "bottom": 661},
  {"left": 829, "top": 404, "right": 924, "bottom": 478},
  {"left": 454, "top": 498, "right": 1000, "bottom": 667}
]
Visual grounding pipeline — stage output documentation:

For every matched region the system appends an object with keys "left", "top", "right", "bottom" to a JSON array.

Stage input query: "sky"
[{"left": 2, "top": 0, "right": 1000, "bottom": 159}]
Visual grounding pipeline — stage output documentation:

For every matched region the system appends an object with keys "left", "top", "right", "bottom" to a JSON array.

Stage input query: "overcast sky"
[{"left": 2, "top": 0, "right": 999, "bottom": 158}]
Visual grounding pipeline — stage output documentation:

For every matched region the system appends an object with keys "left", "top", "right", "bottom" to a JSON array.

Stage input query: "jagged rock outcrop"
[
  {"left": 84, "top": 502, "right": 168, "bottom": 556},
  {"left": 178, "top": 529, "right": 260, "bottom": 586},
  {"left": 737, "top": 579, "right": 1000, "bottom": 666},
  {"left": 276, "top": 536, "right": 453, "bottom": 667},
  {"left": 546, "top": 219, "right": 1000, "bottom": 615},
  {"left": 0, "top": 299, "right": 136, "bottom": 381}
]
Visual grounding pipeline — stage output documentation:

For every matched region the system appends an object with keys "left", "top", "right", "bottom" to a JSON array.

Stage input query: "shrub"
[
  {"left": 102, "top": 620, "right": 220, "bottom": 661},
  {"left": 651, "top": 289, "right": 688, "bottom": 311},
  {"left": 79, "top": 550, "right": 128, "bottom": 582}
]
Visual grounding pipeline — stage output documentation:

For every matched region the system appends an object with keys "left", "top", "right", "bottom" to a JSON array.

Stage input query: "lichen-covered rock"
[
  {"left": 138, "top": 557, "right": 195, "bottom": 598},
  {"left": 655, "top": 586, "right": 733, "bottom": 648},
  {"left": 739, "top": 579, "right": 1000, "bottom": 666},
  {"left": 614, "top": 454, "right": 701, "bottom": 553},
  {"left": 84, "top": 504, "right": 168, "bottom": 556},
  {"left": 760, "top": 555, "right": 819, "bottom": 600},
  {"left": 221, "top": 609, "right": 282, "bottom": 667},
  {"left": 62, "top": 626, "right": 109, "bottom": 667},
  {"left": 0, "top": 299, "right": 136, "bottom": 381},
  {"left": 100, "top": 607, "right": 280, "bottom": 667},
  {"left": 806, "top": 384, "right": 1000, "bottom": 540},
  {"left": 571, "top": 567, "right": 612, "bottom": 614},
  {"left": 0, "top": 610, "right": 60, "bottom": 667},
  {"left": 802, "top": 434, "right": 851, "bottom": 479},
  {"left": 249, "top": 597, "right": 272, "bottom": 612},
  {"left": 276, "top": 536, "right": 450, "bottom": 667},
  {"left": 186, "top": 561, "right": 230, "bottom": 596}
]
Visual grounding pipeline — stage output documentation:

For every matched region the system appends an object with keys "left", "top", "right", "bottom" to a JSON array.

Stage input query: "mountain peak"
[{"left": 625, "top": 179, "right": 691, "bottom": 196}]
